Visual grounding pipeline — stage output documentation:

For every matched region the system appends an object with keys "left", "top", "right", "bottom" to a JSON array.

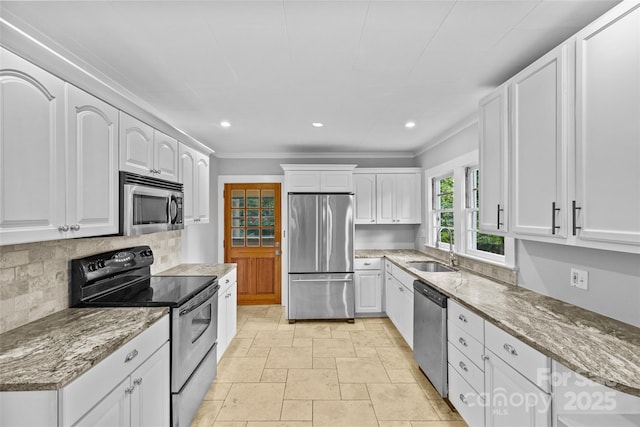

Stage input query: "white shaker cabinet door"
[
  {"left": 119, "top": 112, "right": 154, "bottom": 177},
  {"left": 394, "top": 173, "right": 420, "bottom": 224},
  {"left": 153, "top": 131, "right": 179, "bottom": 182},
  {"left": 479, "top": 85, "right": 509, "bottom": 234},
  {"left": 71, "top": 377, "right": 130, "bottom": 427},
  {"left": 66, "top": 84, "right": 119, "bottom": 238},
  {"left": 376, "top": 174, "right": 396, "bottom": 224},
  {"left": 0, "top": 48, "right": 66, "bottom": 244},
  {"left": 355, "top": 270, "right": 382, "bottom": 313},
  {"left": 130, "top": 343, "right": 170, "bottom": 427},
  {"left": 510, "top": 44, "right": 568, "bottom": 239},
  {"left": 574, "top": 3, "right": 640, "bottom": 247},
  {"left": 354, "top": 173, "right": 377, "bottom": 224}
]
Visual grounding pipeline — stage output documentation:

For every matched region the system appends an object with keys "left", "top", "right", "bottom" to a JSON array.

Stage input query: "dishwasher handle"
[{"left": 413, "top": 280, "right": 447, "bottom": 307}]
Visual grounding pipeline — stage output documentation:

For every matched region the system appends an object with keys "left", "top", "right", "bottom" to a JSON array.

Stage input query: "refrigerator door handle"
[
  {"left": 326, "top": 197, "right": 333, "bottom": 271},
  {"left": 317, "top": 195, "right": 323, "bottom": 272}
]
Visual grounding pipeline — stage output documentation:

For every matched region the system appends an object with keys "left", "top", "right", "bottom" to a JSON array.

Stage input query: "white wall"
[{"left": 517, "top": 240, "right": 640, "bottom": 327}]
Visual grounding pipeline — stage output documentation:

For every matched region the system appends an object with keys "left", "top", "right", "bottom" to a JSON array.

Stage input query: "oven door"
[
  {"left": 121, "top": 183, "right": 183, "bottom": 236},
  {"left": 171, "top": 286, "right": 218, "bottom": 392}
]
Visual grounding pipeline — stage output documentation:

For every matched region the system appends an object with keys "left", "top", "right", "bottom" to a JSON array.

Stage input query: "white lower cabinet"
[
  {"left": 0, "top": 316, "right": 169, "bottom": 427},
  {"left": 384, "top": 261, "right": 413, "bottom": 348},
  {"left": 354, "top": 258, "right": 382, "bottom": 315},
  {"left": 217, "top": 268, "right": 238, "bottom": 362}
]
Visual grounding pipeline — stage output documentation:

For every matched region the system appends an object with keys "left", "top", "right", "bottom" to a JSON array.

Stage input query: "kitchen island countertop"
[
  {"left": 356, "top": 249, "right": 640, "bottom": 397},
  {"left": 0, "top": 307, "right": 168, "bottom": 391}
]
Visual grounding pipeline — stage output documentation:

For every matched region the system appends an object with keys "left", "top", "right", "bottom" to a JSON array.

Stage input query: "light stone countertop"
[
  {"left": 0, "top": 307, "right": 168, "bottom": 391},
  {"left": 157, "top": 263, "right": 237, "bottom": 278},
  {"left": 356, "top": 249, "right": 640, "bottom": 397}
]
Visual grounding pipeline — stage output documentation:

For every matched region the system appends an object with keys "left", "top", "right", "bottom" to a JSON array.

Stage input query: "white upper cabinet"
[
  {"left": 0, "top": 49, "right": 66, "bottom": 244},
  {"left": 0, "top": 49, "right": 118, "bottom": 245},
  {"left": 354, "top": 174, "right": 377, "bottom": 224},
  {"left": 479, "top": 84, "right": 509, "bottom": 234},
  {"left": 179, "top": 144, "right": 210, "bottom": 225},
  {"left": 282, "top": 165, "right": 356, "bottom": 193},
  {"left": 510, "top": 44, "right": 569, "bottom": 239},
  {"left": 66, "top": 84, "right": 119, "bottom": 239},
  {"left": 574, "top": 2, "right": 640, "bottom": 248},
  {"left": 120, "top": 113, "right": 179, "bottom": 182}
]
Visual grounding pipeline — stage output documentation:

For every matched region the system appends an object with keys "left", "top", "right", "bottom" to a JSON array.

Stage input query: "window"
[
  {"left": 433, "top": 174, "right": 454, "bottom": 248},
  {"left": 466, "top": 166, "right": 505, "bottom": 261}
]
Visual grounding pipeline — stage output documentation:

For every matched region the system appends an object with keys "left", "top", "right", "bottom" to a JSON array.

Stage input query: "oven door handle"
[{"left": 179, "top": 292, "right": 216, "bottom": 316}]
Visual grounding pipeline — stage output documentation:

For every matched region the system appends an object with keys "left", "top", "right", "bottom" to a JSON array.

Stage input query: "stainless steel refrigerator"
[{"left": 288, "top": 193, "right": 355, "bottom": 321}]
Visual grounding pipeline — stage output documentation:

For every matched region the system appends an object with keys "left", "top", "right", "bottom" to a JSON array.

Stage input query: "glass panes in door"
[{"left": 229, "top": 188, "right": 277, "bottom": 247}]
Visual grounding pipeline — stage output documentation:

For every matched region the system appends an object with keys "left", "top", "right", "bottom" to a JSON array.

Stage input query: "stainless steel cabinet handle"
[
  {"left": 70, "top": 224, "right": 80, "bottom": 231},
  {"left": 225, "top": 279, "right": 230, "bottom": 284},
  {"left": 458, "top": 314, "right": 468, "bottom": 323},
  {"left": 551, "top": 202, "right": 560, "bottom": 235},
  {"left": 364, "top": 262, "right": 371, "bottom": 266},
  {"left": 572, "top": 200, "right": 582, "bottom": 236},
  {"left": 503, "top": 343, "right": 518, "bottom": 356},
  {"left": 459, "top": 394, "right": 468, "bottom": 405},
  {"left": 124, "top": 349, "right": 139, "bottom": 362},
  {"left": 398, "top": 286, "right": 404, "bottom": 292},
  {"left": 459, "top": 361, "right": 468, "bottom": 372},
  {"left": 497, "top": 204, "right": 504, "bottom": 230},
  {"left": 133, "top": 378, "right": 142, "bottom": 386},
  {"left": 458, "top": 337, "right": 468, "bottom": 347},
  {"left": 58, "top": 225, "right": 69, "bottom": 232},
  {"left": 482, "top": 354, "right": 489, "bottom": 361},
  {"left": 125, "top": 385, "right": 135, "bottom": 394}
]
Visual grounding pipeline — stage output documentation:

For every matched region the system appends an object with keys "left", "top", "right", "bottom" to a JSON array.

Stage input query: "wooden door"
[{"left": 224, "top": 183, "right": 281, "bottom": 305}]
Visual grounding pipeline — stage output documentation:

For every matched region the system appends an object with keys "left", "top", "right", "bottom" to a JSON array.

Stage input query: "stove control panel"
[{"left": 72, "top": 246, "right": 155, "bottom": 285}]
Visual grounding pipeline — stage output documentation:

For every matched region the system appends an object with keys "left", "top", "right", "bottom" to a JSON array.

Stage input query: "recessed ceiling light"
[
  {"left": 312, "top": 122, "right": 324, "bottom": 128},
  {"left": 220, "top": 121, "right": 231, "bottom": 128},
  {"left": 405, "top": 121, "right": 416, "bottom": 128}
]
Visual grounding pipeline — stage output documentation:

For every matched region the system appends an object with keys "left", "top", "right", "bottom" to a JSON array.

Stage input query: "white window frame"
[
  {"left": 465, "top": 165, "right": 505, "bottom": 264},
  {"left": 432, "top": 173, "right": 455, "bottom": 251},
  {"left": 425, "top": 150, "right": 514, "bottom": 267}
]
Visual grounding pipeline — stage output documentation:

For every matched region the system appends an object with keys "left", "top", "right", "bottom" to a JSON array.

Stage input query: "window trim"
[
  {"left": 424, "top": 150, "right": 514, "bottom": 267},
  {"left": 432, "top": 173, "right": 455, "bottom": 251}
]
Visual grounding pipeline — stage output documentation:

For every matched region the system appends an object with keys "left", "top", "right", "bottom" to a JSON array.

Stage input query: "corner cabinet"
[
  {"left": 0, "top": 49, "right": 118, "bottom": 245},
  {"left": 479, "top": 85, "right": 509, "bottom": 234},
  {"left": 354, "top": 169, "right": 421, "bottom": 225},
  {"left": 281, "top": 164, "right": 356, "bottom": 193},
  {"left": 119, "top": 113, "right": 179, "bottom": 182},
  {"left": 573, "top": 2, "right": 640, "bottom": 248},
  {"left": 217, "top": 268, "right": 238, "bottom": 362},
  {"left": 179, "top": 144, "right": 210, "bottom": 225}
]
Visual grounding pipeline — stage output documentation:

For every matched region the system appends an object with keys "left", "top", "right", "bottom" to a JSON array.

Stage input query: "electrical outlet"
[{"left": 570, "top": 268, "right": 589, "bottom": 290}]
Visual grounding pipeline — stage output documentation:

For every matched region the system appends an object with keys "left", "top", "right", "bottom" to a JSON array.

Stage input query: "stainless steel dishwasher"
[{"left": 413, "top": 279, "right": 448, "bottom": 397}]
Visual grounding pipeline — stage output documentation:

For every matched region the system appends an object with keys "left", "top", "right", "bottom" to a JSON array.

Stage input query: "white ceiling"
[{"left": 0, "top": 0, "right": 621, "bottom": 158}]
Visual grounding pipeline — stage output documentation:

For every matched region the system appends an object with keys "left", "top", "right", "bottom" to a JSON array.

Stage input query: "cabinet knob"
[
  {"left": 459, "top": 361, "right": 469, "bottom": 372},
  {"left": 482, "top": 354, "right": 489, "bottom": 361},
  {"left": 503, "top": 343, "right": 518, "bottom": 356},
  {"left": 58, "top": 225, "right": 69, "bottom": 232},
  {"left": 458, "top": 314, "right": 468, "bottom": 323},
  {"left": 371, "top": 219, "right": 375, "bottom": 223},
  {"left": 133, "top": 377, "right": 143, "bottom": 386},
  {"left": 458, "top": 337, "right": 468, "bottom": 347},
  {"left": 70, "top": 224, "right": 80, "bottom": 231},
  {"left": 398, "top": 286, "right": 404, "bottom": 292},
  {"left": 459, "top": 394, "right": 468, "bottom": 405},
  {"left": 125, "top": 385, "right": 135, "bottom": 395}
]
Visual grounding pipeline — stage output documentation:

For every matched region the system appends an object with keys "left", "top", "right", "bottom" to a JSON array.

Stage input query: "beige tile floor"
[{"left": 191, "top": 305, "right": 467, "bottom": 427}]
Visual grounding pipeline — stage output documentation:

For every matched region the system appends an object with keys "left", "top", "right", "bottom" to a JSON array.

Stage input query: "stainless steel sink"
[{"left": 408, "top": 261, "right": 455, "bottom": 272}]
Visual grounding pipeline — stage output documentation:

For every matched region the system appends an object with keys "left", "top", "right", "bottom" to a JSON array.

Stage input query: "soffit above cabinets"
[{"left": 0, "top": 0, "right": 621, "bottom": 158}]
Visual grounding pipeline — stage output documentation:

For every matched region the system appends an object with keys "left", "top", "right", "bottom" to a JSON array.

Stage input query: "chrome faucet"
[{"left": 437, "top": 227, "right": 457, "bottom": 267}]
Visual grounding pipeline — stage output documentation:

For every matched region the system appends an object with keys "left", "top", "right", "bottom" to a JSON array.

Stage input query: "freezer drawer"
[{"left": 288, "top": 273, "right": 355, "bottom": 320}]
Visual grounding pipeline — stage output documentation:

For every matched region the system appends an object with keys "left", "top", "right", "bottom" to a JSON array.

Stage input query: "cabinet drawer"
[
  {"left": 448, "top": 342, "right": 484, "bottom": 393},
  {"left": 448, "top": 300, "right": 484, "bottom": 341},
  {"left": 62, "top": 315, "right": 169, "bottom": 425},
  {"left": 355, "top": 258, "right": 381, "bottom": 270},
  {"left": 485, "top": 321, "right": 550, "bottom": 392},
  {"left": 219, "top": 269, "right": 237, "bottom": 292},
  {"left": 448, "top": 325, "right": 484, "bottom": 371},
  {"left": 448, "top": 365, "right": 485, "bottom": 427},
  {"left": 391, "top": 265, "right": 416, "bottom": 291}
]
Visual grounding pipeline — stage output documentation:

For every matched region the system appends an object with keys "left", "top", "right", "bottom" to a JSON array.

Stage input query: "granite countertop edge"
[
  {"left": 0, "top": 307, "right": 169, "bottom": 392},
  {"left": 356, "top": 249, "right": 640, "bottom": 397},
  {"left": 156, "top": 262, "right": 237, "bottom": 278}
]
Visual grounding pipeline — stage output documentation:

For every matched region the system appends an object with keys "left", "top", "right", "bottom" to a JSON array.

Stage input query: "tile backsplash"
[{"left": 0, "top": 231, "right": 182, "bottom": 333}]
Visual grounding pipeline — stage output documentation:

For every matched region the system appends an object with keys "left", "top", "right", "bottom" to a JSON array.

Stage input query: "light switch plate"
[{"left": 570, "top": 268, "right": 589, "bottom": 290}]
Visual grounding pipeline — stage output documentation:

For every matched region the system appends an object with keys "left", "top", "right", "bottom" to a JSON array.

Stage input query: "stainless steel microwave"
[{"left": 119, "top": 172, "right": 184, "bottom": 236}]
